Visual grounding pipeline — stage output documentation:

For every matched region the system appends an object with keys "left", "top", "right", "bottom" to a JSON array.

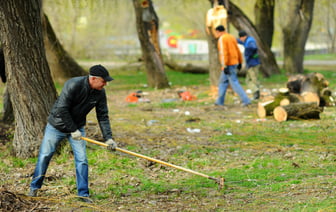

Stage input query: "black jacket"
[{"left": 48, "top": 76, "right": 112, "bottom": 140}]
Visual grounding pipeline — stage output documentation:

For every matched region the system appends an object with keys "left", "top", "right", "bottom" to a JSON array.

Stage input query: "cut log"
[
  {"left": 287, "top": 73, "right": 331, "bottom": 107},
  {"left": 320, "top": 87, "right": 332, "bottom": 97},
  {"left": 287, "top": 74, "right": 306, "bottom": 93},
  {"left": 273, "top": 102, "right": 323, "bottom": 122},
  {"left": 287, "top": 73, "right": 329, "bottom": 94},
  {"left": 257, "top": 100, "right": 274, "bottom": 118},
  {"left": 301, "top": 91, "right": 320, "bottom": 105},
  {"left": 320, "top": 87, "right": 335, "bottom": 106},
  {"left": 257, "top": 91, "right": 303, "bottom": 118},
  {"left": 164, "top": 60, "right": 208, "bottom": 74},
  {"left": 280, "top": 98, "right": 290, "bottom": 106},
  {"left": 301, "top": 73, "right": 328, "bottom": 94}
]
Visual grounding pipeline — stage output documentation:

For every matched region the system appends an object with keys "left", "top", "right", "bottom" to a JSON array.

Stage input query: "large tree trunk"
[
  {"left": 254, "top": 0, "right": 274, "bottom": 48},
  {"left": 132, "top": 0, "right": 169, "bottom": 89},
  {"left": 0, "top": 0, "right": 58, "bottom": 158},
  {"left": 282, "top": 0, "right": 315, "bottom": 74},
  {"left": 0, "top": 48, "right": 14, "bottom": 124},
  {"left": 228, "top": 1, "right": 280, "bottom": 77},
  {"left": 206, "top": 31, "right": 221, "bottom": 87},
  {"left": 42, "top": 14, "right": 87, "bottom": 83},
  {"left": 205, "top": 0, "right": 225, "bottom": 87},
  {"left": 2, "top": 88, "right": 14, "bottom": 124}
]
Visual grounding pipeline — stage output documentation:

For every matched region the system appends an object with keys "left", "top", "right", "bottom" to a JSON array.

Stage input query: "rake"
[{"left": 81, "top": 137, "right": 224, "bottom": 190}]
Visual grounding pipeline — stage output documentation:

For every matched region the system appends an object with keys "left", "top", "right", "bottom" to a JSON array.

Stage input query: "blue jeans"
[
  {"left": 30, "top": 123, "right": 89, "bottom": 197},
  {"left": 215, "top": 65, "right": 251, "bottom": 106}
]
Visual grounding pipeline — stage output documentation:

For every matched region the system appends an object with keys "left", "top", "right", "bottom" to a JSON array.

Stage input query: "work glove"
[
  {"left": 223, "top": 67, "right": 230, "bottom": 75},
  {"left": 71, "top": 130, "right": 82, "bottom": 140},
  {"left": 106, "top": 139, "right": 117, "bottom": 151},
  {"left": 237, "top": 64, "right": 242, "bottom": 70}
]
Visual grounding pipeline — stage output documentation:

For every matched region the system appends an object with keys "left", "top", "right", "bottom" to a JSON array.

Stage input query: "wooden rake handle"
[{"left": 81, "top": 136, "right": 224, "bottom": 189}]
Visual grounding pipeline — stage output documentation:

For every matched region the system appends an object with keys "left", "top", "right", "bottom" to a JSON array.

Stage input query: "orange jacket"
[{"left": 217, "top": 32, "right": 243, "bottom": 69}]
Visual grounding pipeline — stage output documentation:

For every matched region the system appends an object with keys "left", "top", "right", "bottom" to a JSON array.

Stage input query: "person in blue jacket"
[{"left": 238, "top": 30, "right": 261, "bottom": 100}]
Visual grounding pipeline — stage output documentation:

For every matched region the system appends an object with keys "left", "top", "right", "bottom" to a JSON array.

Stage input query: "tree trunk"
[
  {"left": 164, "top": 60, "right": 208, "bottom": 74},
  {"left": 274, "top": 102, "right": 322, "bottom": 122},
  {"left": 254, "top": 0, "right": 274, "bottom": 48},
  {"left": 286, "top": 72, "right": 331, "bottom": 106},
  {"left": 282, "top": 0, "right": 315, "bottom": 74},
  {"left": 132, "top": 0, "right": 169, "bottom": 89},
  {"left": 205, "top": 0, "right": 228, "bottom": 92},
  {"left": 206, "top": 32, "right": 221, "bottom": 86},
  {"left": 0, "top": 0, "right": 58, "bottom": 158},
  {"left": 0, "top": 48, "right": 14, "bottom": 124},
  {"left": 42, "top": 14, "right": 87, "bottom": 83},
  {"left": 228, "top": 1, "right": 280, "bottom": 77},
  {"left": 2, "top": 88, "right": 14, "bottom": 124}
]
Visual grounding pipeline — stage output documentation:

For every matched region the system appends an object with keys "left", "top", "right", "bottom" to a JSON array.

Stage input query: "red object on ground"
[
  {"left": 179, "top": 91, "right": 197, "bottom": 101},
  {"left": 125, "top": 93, "right": 139, "bottom": 103}
]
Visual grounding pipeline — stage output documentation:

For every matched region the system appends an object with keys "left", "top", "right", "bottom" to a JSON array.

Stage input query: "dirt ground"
[
  {"left": 1, "top": 84, "right": 335, "bottom": 211},
  {"left": 0, "top": 87, "right": 256, "bottom": 211}
]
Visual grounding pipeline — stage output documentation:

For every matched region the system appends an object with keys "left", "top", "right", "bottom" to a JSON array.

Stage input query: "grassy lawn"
[{"left": 0, "top": 64, "right": 335, "bottom": 211}]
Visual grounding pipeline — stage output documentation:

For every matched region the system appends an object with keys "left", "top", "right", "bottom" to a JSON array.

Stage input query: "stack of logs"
[{"left": 257, "top": 72, "right": 335, "bottom": 122}]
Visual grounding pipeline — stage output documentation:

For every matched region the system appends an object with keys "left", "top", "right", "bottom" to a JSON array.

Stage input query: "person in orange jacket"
[{"left": 214, "top": 25, "right": 251, "bottom": 107}]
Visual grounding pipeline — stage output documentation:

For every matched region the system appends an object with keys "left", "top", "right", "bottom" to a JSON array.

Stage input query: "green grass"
[
  {"left": 1, "top": 60, "right": 336, "bottom": 211},
  {"left": 304, "top": 53, "right": 336, "bottom": 60}
]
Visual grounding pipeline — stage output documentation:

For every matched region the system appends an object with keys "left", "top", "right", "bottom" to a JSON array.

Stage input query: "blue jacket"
[{"left": 238, "top": 36, "right": 260, "bottom": 68}]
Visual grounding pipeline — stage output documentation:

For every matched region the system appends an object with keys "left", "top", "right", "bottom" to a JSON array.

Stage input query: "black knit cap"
[
  {"left": 89, "top": 65, "right": 113, "bottom": 81},
  {"left": 238, "top": 30, "right": 247, "bottom": 37}
]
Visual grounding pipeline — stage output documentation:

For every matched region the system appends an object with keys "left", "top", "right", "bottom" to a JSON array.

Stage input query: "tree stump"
[
  {"left": 287, "top": 72, "right": 333, "bottom": 107},
  {"left": 273, "top": 102, "right": 323, "bottom": 122}
]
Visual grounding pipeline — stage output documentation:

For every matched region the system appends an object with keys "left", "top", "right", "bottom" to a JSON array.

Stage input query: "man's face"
[
  {"left": 215, "top": 30, "right": 222, "bottom": 38},
  {"left": 239, "top": 36, "right": 247, "bottom": 42},
  {"left": 91, "top": 76, "right": 107, "bottom": 90}
]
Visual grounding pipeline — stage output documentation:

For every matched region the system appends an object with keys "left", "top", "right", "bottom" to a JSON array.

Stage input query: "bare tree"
[
  {"left": 206, "top": 0, "right": 228, "bottom": 87},
  {"left": 0, "top": 0, "right": 57, "bottom": 158},
  {"left": 282, "top": 0, "right": 315, "bottom": 74},
  {"left": 43, "top": 13, "right": 87, "bottom": 83},
  {"left": 229, "top": 1, "right": 280, "bottom": 77},
  {"left": 132, "top": 0, "right": 170, "bottom": 89},
  {"left": 254, "top": 0, "right": 275, "bottom": 48}
]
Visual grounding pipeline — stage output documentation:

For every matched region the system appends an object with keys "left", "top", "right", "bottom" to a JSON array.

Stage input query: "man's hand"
[
  {"left": 106, "top": 139, "right": 117, "bottom": 151},
  {"left": 237, "top": 64, "right": 242, "bottom": 70},
  {"left": 223, "top": 67, "right": 230, "bottom": 75},
  {"left": 71, "top": 130, "right": 81, "bottom": 140}
]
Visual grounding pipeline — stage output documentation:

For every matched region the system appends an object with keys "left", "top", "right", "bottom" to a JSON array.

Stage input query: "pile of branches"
[{"left": 0, "top": 188, "right": 50, "bottom": 211}]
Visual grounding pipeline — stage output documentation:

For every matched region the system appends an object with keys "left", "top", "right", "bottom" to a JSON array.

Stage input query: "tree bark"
[
  {"left": 206, "top": 32, "right": 221, "bottom": 87},
  {"left": 274, "top": 102, "right": 322, "bottom": 122},
  {"left": 254, "top": 0, "right": 274, "bottom": 48},
  {"left": 205, "top": 0, "right": 227, "bottom": 88},
  {"left": 2, "top": 88, "right": 14, "bottom": 124},
  {"left": 228, "top": 1, "right": 280, "bottom": 77},
  {"left": 286, "top": 72, "right": 331, "bottom": 106},
  {"left": 0, "top": 0, "right": 58, "bottom": 158},
  {"left": 42, "top": 14, "right": 87, "bottom": 83},
  {"left": 164, "top": 60, "right": 208, "bottom": 74},
  {"left": 0, "top": 48, "right": 14, "bottom": 124},
  {"left": 282, "top": 0, "right": 315, "bottom": 74},
  {"left": 132, "top": 0, "right": 169, "bottom": 89}
]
